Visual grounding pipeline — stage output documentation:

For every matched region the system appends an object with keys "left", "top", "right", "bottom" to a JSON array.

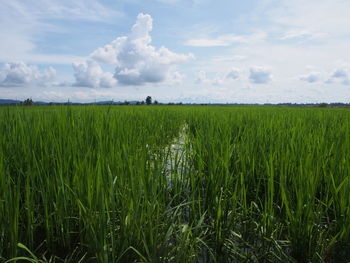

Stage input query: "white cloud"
[
  {"left": 280, "top": 29, "right": 325, "bottom": 40},
  {"left": 330, "top": 68, "right": 348, "bottom": 79},
  {"left": 72, "top": 60, "right": 116, "bottom": 88},
  {"left": 4, "top": 0, "right": 121, "bottom": 23},
  {"left": 0, "top": 62, "right": 56, "bottom": 87},
  {"left": 0, "top": 1, "right": 120, "bottom": 65},
  {"left": 90, "top": 39, "right": 125, "bottom": 64},
  {"left": 226, "top": 68, "right": 240, "bottom": 80},
  {"left": 299, "top": 71, "right": 322, "bottom": 83},
  {"left": 196, "top": 68, "right": 240, "bottom": 85},
  {"left": 185, "top": 32, "right": 266, "bottom": 47},
  {"left": 265, "top": 0, "right": 350, "bottom": 38},
  {"left": 211, "top": 55, "right": 246, "bottom": 62},
  {"left": 185, "top": 37, "right": 234, "bottom": 47},
  {"left": 326, "top": 67, "right": 350, "bottom": 85},
  {"left": 89, "top": 13, "right": 193, "bottom": 86},
  {"left": 213, "top": 68, "right": 240, "bottom": 85},
  {"left": 167, "top": 71, "right": 185, "bottom": 85},
  {"left": 280, "top": 30, "right": 311, "bottom": 40},
  {"left": 249, "top": 66, "right": 272, "bottom": 84},
  {"left": 196, "top": 71, "right": 211, "bottom": 84}
]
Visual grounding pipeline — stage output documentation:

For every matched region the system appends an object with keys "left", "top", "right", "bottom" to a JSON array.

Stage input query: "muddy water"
[{"left": 164, "top": 123, "right": 190, "bottom": 183}]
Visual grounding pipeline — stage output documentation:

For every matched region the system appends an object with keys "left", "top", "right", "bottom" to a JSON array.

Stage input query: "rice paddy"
[{"left": 1, "top": 105, "right": 350, "bottom": 262}]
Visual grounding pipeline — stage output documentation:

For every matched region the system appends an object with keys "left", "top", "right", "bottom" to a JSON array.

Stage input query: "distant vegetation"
[
  {"left": 1, "top": 97, "right": 350, "bottom": 107},
  {"left": 22, "top": 98, "right": 34, "bottom": 106},
  {"left": 145, "top": 96, "right": 152, "bottom": 105},
  {"left": 1, "top": 106, "right": 350, "bottom": 262}
]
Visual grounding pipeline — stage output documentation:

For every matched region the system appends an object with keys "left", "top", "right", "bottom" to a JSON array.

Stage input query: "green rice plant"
[{"left": 1, "top": 105, "right": 350, "bottom": 262}]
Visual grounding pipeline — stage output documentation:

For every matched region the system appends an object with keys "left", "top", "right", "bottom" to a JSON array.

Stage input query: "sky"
[{"left": 1, "top": 0, "right": 350, "bottom": 103}]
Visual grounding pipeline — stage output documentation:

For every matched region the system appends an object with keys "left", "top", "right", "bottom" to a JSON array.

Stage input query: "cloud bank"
[
  {"left": 75, "top": 13, "right": 193, "bottom": 88},
  {"left": 298, "top": 68, "right": 350, "bottom": 85},
  {"left": 0, "top": 62, "right": 56, "bottom": 87}
]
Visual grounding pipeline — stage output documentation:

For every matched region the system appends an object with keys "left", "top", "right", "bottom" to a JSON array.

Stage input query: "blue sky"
[{"left": 1, "top": 0, "right": 350, "bottom": 103}]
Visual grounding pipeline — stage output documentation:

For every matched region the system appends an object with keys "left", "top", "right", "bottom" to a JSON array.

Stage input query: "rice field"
[{"left": 1, "top": 105, "right": 350, "bottom": 262}]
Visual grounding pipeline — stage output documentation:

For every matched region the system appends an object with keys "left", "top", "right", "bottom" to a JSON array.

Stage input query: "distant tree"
[
  {"left": 141, "top": 101, "right": 145, "bottom": 105},
  {"left": 319, "top": 103, "right": 328, "bottom": 108},
  {"left": 154, "top": 100, "right": 158, "bottom": 105},
  {"left": 146, "top": 96, "right": 152, "bottom": 105},
  {"left": 123, "top": 100, "right": 130, "bottom": 105},
  {"left": 23, "top": 98, "right": 33, "bottom": 106}
]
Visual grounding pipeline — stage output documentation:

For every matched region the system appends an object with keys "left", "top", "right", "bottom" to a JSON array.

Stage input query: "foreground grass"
[{"left": 1, "top": 105, "right": 350, "bottom": 262}]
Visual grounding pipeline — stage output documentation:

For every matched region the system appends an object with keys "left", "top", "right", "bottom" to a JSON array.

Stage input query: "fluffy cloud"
[
  {"left": 213, "top": 68, "right": 240, "bottom": 85},
  {"left": 0, "top": 62, "right": 56, "bottom": 87},
  {"left": 331, "top": 68, "right": 348, "bottom": 79},
  {"left": 167, "top": 71, "right": 185, "bottom": 85},
  {"left": 196, "top": 68, "right": 240, "bottom": 85},
  {"left": 225, "top": 68, "right": 240, "bottom": 80},
  {"left": 249, "top": 66, "right": 272, "bottom": 84},
  {"left": 326, "top": 68, "right": 350, "bottom": 85},
  {"left": 196, "top": 71, "right": 211, "bottom": 84},
  {"left": 87, "top": 13, "right": 193, "bottom": 86},
  {"left": 299, "top": 71, "right": 322, "bottom": 83},
  {"left": 73, "top": 60, "right": 116, "bottom": 88}
]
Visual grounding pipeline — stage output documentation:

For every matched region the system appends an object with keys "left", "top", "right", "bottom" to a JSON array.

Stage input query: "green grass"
[{"left": 1, "top": 105, "right": 350, "bottom": 262}]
